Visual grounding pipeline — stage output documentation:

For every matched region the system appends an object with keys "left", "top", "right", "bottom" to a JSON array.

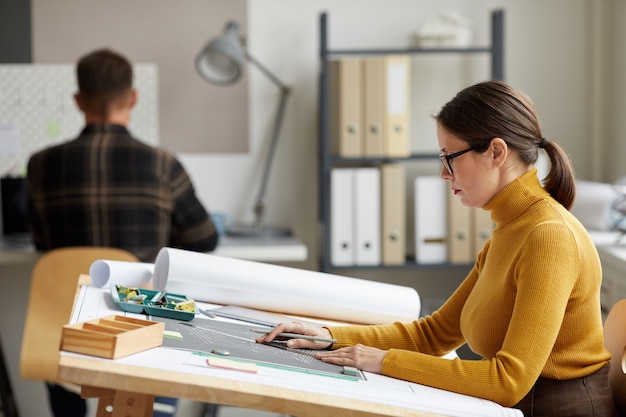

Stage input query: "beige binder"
[
  {"left": 473, "top": 208, "right": 494, "bottom": 257},
  {"left": 447, "top": 189, "right": 472, "bottom": 264},
  {"left": 329, "top": 58, "right": 362, "bottom": 157},
  {"left": 362, "top": 58, "right": 384, "bottom": 157},
  {"left": 381, "top": 164, "right": 406, "bottom": 265},
  {"left": 383, "top": 55, "right": 411, "bottom": 157}
]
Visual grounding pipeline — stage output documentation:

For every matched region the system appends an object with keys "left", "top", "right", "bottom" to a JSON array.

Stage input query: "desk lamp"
[{"left": 195, "top": 21, "right": 292, "bottom": 237}]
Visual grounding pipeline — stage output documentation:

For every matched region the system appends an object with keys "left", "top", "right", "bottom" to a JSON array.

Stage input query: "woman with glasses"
[{"left": 258, "top": 80, "right": 617, "bottom": 416}]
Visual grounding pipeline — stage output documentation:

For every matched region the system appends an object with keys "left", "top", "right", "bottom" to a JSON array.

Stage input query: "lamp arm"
[
  {"left": 252, "top": 87, "right": 290, "bottom": 228},
  {"left": 242, "top": 50, "right": 291, "bottom": 228},
  {"left": 244, "top": 51, "right": 289, "bottom": 90}
]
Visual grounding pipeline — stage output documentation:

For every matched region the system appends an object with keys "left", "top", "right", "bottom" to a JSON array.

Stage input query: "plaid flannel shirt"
[{"left": 27, "top": 124, "right": 218, "bottom": 262}]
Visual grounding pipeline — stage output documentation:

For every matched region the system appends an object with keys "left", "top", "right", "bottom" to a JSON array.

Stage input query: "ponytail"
[{"left": 541, "top": 140, "right": 576, "bottom": 210}]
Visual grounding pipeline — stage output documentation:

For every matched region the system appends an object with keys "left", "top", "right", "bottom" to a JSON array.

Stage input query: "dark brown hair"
[
  {"left": 434, "top": 79, "right": 576, "bottom": 210},
  {"left": 76, "top": 48, "right": 133, "bottom": 118}
]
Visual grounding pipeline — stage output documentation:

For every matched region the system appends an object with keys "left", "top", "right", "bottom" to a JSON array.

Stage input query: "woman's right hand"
[{"left": 255, "top": 321, "right": 334, "bottom": 350}]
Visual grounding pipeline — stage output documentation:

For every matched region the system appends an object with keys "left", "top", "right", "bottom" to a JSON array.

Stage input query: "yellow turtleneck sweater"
[{"left": 328, "top": 169, "right": 611, "bottom": 407}]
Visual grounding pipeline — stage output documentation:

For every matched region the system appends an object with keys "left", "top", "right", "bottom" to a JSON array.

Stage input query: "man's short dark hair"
[{"left": 76, "top": 48, "right": 133, "bottom": 115}]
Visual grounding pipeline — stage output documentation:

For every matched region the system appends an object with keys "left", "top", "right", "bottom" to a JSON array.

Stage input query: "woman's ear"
[{"left": 490, "top": 137, "right": 508, "bottom": 168}]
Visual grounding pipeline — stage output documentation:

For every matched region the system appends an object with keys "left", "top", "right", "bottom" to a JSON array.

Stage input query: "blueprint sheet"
[
  {"left": 69, "top": 285, "right": 362, "bottom": 380},
  {"left": 157, "top": 315, "right": 364, "bottom": 380}
]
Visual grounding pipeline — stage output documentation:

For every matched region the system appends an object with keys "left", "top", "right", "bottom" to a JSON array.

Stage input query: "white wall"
[
  {"left": 607, "top": 0, "right": 626, "bottom": 183},
  {"left": 180, "top": 0, "right": 603, "bottom": 299}
]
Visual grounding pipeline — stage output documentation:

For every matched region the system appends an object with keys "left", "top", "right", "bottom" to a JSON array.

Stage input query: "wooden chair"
[
  {"left": 20, "top": 246, "right": 139, "bottom": 383},
  {"left": 604, "top": 299, "right": 626, "bottom": 416},
  {"left": 19, "top": 246, "right": 183, "bottom": 416}
]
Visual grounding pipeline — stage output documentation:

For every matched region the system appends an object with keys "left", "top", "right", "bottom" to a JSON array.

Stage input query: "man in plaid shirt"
[
  {"left": 27, "top": 48, "right": 218, "bottom": 263},
  {"left": 26, "top": 48, "right": 219, "bottom": 417}
]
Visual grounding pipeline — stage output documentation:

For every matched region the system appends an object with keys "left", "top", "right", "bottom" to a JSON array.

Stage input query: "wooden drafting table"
[
  {"left": 57, "top": 285, "right": 522, "bottom": 417},
  {"left": 0, "top": 234, "right": 307, "bottom": 416}
]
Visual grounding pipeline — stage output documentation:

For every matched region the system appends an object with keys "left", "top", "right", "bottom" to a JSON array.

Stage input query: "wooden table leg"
[
  {"left": 82, "top": 386, "right": 154, "bottom": 417},
  {"left": 95, "top": 396, "right": 115, "bottom": 417}
]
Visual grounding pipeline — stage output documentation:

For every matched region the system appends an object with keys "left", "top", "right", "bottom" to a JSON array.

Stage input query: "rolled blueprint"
[
  {"left": 153, "top": 247, "right": 421, "bottom": 325},
  {"left": 89, "top": 260, "right": 155, "bottom": 288}
]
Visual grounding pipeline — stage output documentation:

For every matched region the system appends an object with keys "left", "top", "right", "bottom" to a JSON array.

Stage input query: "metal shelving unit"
[{"left": 317, "top": 9, "right": 505, "bottom": 273}]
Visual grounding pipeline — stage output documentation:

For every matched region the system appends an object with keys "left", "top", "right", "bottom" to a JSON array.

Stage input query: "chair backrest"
[
  {"left": 604, "top": 298, "right": 626, "bottom": 416},
  {"left": 20, "top": 246, "right": 138, "bottom": 382}
]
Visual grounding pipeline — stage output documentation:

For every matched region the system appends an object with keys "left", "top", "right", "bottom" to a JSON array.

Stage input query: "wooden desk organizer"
[{"left": 60, "top": 315, "right": 164, "bottom": 359}]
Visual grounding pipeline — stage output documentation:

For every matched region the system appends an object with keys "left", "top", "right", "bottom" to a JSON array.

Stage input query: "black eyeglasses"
[{"left": 439, "top": 147, "right": 473, "bottom": 175}]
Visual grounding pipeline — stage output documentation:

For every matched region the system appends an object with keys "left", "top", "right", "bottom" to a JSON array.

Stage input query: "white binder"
[
  {"left": 330, "top": 168, "right": 354, "bottom": 266},
  {"left": 414, "top": 176, "right": 448, "bottom": 264},
  {"left": 354, "top": 167, "right": 381, "bottom": 265},
  {"left": 383, "top": 55, "right": 411, "bottom": 157}
]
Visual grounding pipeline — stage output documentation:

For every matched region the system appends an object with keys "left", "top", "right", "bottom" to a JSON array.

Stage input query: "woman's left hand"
[{"left": 314, "top": 344, "right": 386, "bottom": 374}]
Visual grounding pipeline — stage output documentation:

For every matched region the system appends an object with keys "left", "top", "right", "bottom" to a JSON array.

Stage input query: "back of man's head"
[{"left": 76, "top": 48, "right": 133, "bottom": 119}]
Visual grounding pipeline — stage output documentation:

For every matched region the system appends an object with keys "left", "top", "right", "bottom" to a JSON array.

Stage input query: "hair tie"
[{"left": 539, "top": 137, "right": 547, "bottom": 148}]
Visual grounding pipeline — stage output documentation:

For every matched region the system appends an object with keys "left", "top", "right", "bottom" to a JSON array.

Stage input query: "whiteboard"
[{"left": 0, "top": 64, "right": 159, "bottom": 176}]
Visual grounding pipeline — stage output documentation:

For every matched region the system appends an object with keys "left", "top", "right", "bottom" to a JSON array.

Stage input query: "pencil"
[
  {"left": 197, "top": 308, "right": 217, "bottom": 319},
  {"left": 251, "top": 329, "right": 337, "bottom": 344}
]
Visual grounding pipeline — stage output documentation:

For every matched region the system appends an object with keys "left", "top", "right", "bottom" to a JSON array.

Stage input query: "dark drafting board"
[{"left": 156, "top": 316, "right": 365, "bottom": 380}]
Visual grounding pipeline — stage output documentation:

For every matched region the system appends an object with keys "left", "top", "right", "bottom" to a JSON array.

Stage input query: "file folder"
[
  {"left": 330, "top": 168, "right": 354, "bottom": 266},
  {"left": 383, "top": 55, "right": 411, "bottom": 157},
  {"left": 329, "top": 59, "right": 362, "bottom": 157},
  {"left": 473, "top": 207, "right": 494, "bottom": 257},
  {"left": 414, "top": 176, "right": 447, "bottom": 264},
  {"left": 447, "top": 189, "right": 472, "bottom": 264},
  {"left": 362, "top": 58, "right": 385, "bottom": 157},
  {"left": 354, "top": 167, "right": 381, "bottom": 265},
  {"left": 381, "top": 164, "right": 406, "bottom": 265}
]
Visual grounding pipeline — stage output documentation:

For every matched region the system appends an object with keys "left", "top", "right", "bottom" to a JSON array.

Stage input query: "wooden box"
[{"left": 60, "top": 315, "right": 164, "bottom": 359}]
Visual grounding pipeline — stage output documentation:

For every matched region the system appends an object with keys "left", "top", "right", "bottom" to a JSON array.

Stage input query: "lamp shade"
[{"left": 195, "top": 21, "right": 245, "bottom": 85}]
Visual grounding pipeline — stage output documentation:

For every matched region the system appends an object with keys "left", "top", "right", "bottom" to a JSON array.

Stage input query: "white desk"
[
  {"left": 0, "top": 236, "right": 38, "bottom": 265},
  {"left": 0, "top": 234, "right": 307, "bottom": 417},
  {"left": 215, "top": 235, "right": 307, "bottom": 262},
  {"left": 0, "top": 234, "right": 308, "bottom": 264}
]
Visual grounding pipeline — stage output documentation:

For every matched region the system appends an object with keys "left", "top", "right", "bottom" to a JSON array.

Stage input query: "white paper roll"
[
  {"left": 153, "top": 247, "right": 420, "bottom": 325},
  {"left": 89, "top": 260, "right": 154, "bottom": 288},
  {"left": 570, "top": 180, "right": 617, "bottom": 231}
]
